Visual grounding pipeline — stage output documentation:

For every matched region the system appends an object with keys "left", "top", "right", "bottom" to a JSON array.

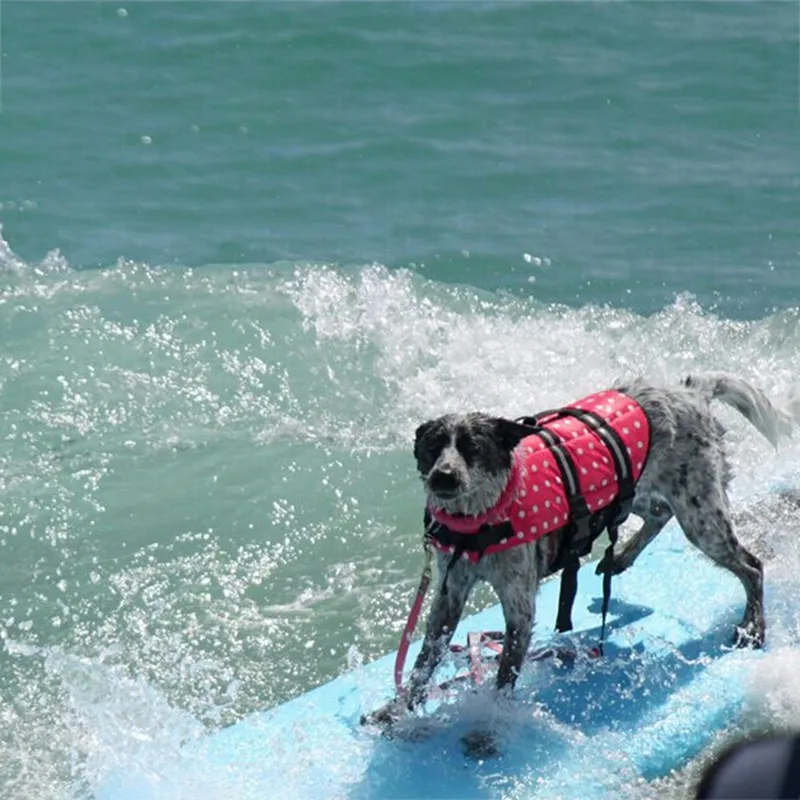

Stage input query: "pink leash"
[
  {"left": 394, "top": 534, "right": 434, "bottom": 694},
  {"left": 391, "top": 537, "right": 605, "bottom": 699}
]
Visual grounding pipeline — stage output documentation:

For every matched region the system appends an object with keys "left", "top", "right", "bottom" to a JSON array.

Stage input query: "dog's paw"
[
  {"left": 461, "top": 729, "right": 500, "bottom": 760},
  {"left": 732, "top": 620, "right": 765, "bottom": 650},
  {"left": 360, "top": 697, "right": 409, "bottom": 728}
]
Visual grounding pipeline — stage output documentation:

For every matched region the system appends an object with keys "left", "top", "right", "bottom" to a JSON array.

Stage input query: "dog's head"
[{"left": 413, "top": 413, "right": 532, "bottom": 517}]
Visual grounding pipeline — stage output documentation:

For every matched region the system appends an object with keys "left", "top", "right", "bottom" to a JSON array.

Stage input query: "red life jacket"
[{"left": 428, "top": 390, "right": 650, "bottom": 563}]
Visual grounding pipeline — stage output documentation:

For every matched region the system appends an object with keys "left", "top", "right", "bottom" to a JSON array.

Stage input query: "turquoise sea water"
[{"left": 1, "top": 2, "right": 800, "bottom": 797}]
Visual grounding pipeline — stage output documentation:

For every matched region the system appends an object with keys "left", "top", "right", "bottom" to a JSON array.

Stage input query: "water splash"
[{"left": 1, "top": 239, "right": 800, "bottom": 798}]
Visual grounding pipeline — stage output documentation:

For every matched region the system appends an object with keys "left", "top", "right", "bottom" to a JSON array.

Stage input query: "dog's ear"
[
  {"left": 493, "top": 418, "right": 532, "bottom": 452},
  {"left": 413, "top": 420, "right": 436, "bottom": 460}
]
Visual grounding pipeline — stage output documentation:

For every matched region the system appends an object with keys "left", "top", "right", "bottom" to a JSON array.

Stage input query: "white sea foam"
[{"left": 2, "top": 241, "right": 800, "bottom": 798}]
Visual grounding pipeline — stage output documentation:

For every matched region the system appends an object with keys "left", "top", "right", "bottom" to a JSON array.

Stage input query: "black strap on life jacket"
[
  {"left": 516, "top": 406, "right": 636, "bottom": 652},
  {"left": 424, "top": 509, "right": 515, "bottom": 595},
  {"left": 426, "top": 401, "right": 638, "bottom": 652},
  {"left": 515, "top": 417, "right": 590, "bottom": 633},
  {"left": 515, "top": 412, "right": 591, "bottom": 634},
  {"left": 598, "top": 522, "right": 619, "bottom": 650}
]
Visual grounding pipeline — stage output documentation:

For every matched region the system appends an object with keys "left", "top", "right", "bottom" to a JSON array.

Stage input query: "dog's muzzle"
[{"left": 428, "top": 467, "right": 461, "bottom": 495}]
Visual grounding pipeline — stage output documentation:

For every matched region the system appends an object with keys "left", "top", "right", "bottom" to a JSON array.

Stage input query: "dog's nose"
[{"left": 428, "top": 467, "right": 460, "bottom": 493}]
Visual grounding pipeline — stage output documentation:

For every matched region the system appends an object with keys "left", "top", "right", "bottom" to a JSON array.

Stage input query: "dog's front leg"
[
  {"left": 406, "top": 556, "right": 476, "bottom": 709},
  {"left": 362, "top": 557, "right": 475, "bottom": 728},
  {"left": 488, "top": 548, "right": 538, "bottom": 692},
  {"left": 494, "top": 593, "right": 534, "bottom": 691}
]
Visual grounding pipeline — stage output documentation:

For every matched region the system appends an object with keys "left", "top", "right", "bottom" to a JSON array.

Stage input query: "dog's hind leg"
[
  {"left": 670, "top": 490, "right": 765, "bottom": 648},
  {"left": 596, "top": 499, "right": 673, "bottom": 576}
]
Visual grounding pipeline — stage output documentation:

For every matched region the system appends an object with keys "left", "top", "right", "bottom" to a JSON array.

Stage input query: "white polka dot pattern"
[{"left": 430, "top": 390, "right": 651, "bottom": 562}]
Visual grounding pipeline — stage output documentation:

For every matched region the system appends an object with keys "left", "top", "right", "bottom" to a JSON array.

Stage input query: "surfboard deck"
[{"left": 96, "top": 520, "right": 795, "bottom": 800}]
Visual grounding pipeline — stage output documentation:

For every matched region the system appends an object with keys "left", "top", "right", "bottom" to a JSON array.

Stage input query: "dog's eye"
[
  {"left": 417, "top": 434, "right": 449, "bottom": 470},
  {"left": 429, "top": 434, "right": 449, "bottom": 454},
  {"left": 455, "top": 434, "right": 477, "bottom": 462}
]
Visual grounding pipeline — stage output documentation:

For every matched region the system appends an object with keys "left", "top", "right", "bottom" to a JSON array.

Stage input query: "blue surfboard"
[{"left": 96, "top": 509, "right": 797, "bottom": 800}]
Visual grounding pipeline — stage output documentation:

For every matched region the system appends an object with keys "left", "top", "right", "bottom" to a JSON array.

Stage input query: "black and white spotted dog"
[{"left": 369, "top": 373, "right": 793, "bottom": 725}]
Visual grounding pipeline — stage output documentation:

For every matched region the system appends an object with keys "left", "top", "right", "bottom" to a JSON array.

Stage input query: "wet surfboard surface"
[{"left": 96, "top": 518, "right": 796, "bottom": 800}]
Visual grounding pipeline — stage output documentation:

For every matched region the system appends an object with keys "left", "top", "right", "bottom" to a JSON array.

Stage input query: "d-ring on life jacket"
[{"left": 425, "top": 389, "right": 651, "bottom": 644}]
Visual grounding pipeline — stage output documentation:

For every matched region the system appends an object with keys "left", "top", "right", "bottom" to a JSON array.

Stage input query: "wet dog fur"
[{"left": 369, "top": 373, "right": 793, "bottom": 728}]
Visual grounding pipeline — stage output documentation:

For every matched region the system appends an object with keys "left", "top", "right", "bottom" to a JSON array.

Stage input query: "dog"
[{"left": 368, "top": 373, "right": 793, "bottom": 727}]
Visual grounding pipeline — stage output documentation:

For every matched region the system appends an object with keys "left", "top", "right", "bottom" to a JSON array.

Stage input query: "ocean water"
[{"left": 1, "top": 2, "right": 799, "bottom": 798}]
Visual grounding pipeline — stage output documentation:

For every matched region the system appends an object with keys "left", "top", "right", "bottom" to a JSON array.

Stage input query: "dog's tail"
[{"left": 683, "top": 372, "right": 795, "bottom": 450}]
